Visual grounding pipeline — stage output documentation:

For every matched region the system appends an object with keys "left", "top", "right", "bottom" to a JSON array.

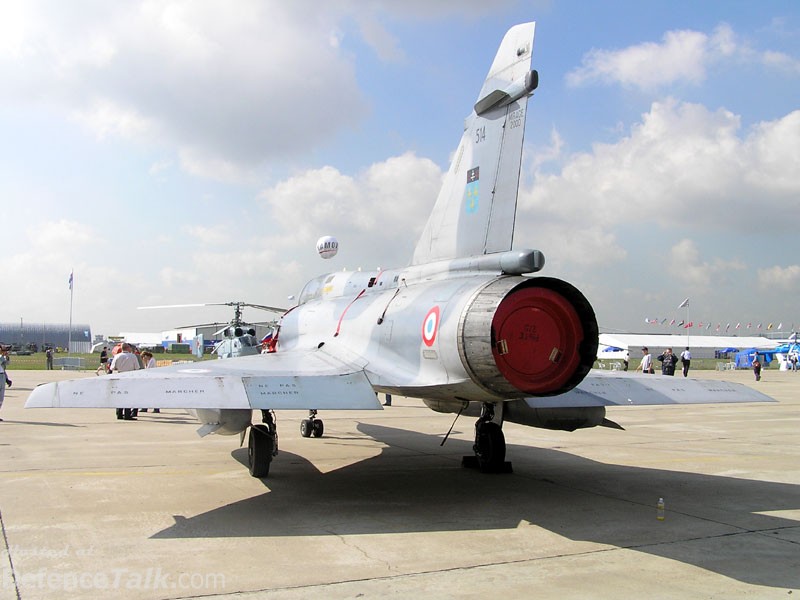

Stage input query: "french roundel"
[{"left": 422, "top": 306, "right": 440, "bottom": 347}]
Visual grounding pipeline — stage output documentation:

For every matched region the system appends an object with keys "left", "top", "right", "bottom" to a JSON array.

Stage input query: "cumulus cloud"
[
  {"left": 28, "top": 219, "right": 95, "bottom": 249},
  {"left": 260, "top": 152, "right": 442, "bottom": 246},
  {"left": 667, "top": 239, "right": 745, "bottom": 288},
  {"left": 517, "top": 100, "right": 800, "bottom": 260},
  {"left": 565, "top": 23, "right": 796, "bottom": 91},
  {"left": 0, "top": 0, "right": 367, "bottom": 179},
  {"left": 0, "top": 0, "right": 517, "bottom": 184},
  {"left": 758, "top": 264, "right": 800, "bottom": 291}
]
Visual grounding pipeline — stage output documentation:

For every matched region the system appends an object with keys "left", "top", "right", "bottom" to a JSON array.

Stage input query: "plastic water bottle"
[{"left": 657, "top": 497, "right": 665, "bottom": 521}]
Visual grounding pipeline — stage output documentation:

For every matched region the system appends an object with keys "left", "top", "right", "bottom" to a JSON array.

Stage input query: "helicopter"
[{"left": 138, "top": 301, "right": 285, "bottom": 359}]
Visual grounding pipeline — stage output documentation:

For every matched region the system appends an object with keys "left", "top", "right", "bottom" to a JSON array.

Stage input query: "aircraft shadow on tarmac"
[{"left": 152, "top": 422, "right": 799, "bottom": 589}]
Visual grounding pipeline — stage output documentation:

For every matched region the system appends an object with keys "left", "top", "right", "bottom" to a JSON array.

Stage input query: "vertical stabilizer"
[{"left": 412, "top": 23, "right": 537, "bottom": 265}]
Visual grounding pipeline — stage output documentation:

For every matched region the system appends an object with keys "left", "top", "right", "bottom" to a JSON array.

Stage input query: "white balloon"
[{"left": 316, "top": 235, "right": 339, "bottom": 259}]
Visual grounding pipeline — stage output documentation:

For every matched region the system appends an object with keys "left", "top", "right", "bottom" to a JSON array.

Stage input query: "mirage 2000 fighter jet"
[{"left": 27, "top": 23, "right": 772, "bottom": 478}]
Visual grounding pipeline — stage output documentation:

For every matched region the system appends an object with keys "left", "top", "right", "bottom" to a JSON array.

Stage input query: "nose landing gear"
[{"left": 300, "top": 409, "right": 324, "bottom": 438}]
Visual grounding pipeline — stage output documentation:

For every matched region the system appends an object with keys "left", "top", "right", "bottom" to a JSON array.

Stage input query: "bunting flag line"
[{"left": 635, "top": 316, "right": 796, "bottom": 333}]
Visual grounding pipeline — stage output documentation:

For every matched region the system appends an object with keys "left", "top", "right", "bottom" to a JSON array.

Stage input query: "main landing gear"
[
  {"left": 248, "top": 410, "right": 279, "bottom": 478},
  {"left": 462, "top": 403, "right": 513, "bottom": 474},
  {"left": 300, "top": 409, "right": 324, "bottom": 438}
]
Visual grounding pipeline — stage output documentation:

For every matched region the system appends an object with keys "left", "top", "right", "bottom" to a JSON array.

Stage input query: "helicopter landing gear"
[
  {"left": 248, "top": 410, "right": 279, "bottom": 478},
  {"left": 300, "top": 409, "right": 324, "bottom": 438},
  {"left": 462, "top": 403, "right": 512, "bottom": 474}
]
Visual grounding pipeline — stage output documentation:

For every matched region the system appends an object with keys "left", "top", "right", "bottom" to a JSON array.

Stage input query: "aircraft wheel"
[
  {"left": 312, "top": 419, "right": 324, "bottom": 438},
  {"left": 475, "top": 421, "right": 506, "bottom": 472},
  {"left": 248, "top": 424, "right": 274, "bottom": 478},
  {"left": 300, "top": 419, "right": 313, "bottom": 438}
]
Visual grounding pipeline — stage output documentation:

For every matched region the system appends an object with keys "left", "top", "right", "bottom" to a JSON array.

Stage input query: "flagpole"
[
  {"left": 68, "top": 269, "right": 74, "bottom": 356},
  {"left": 678, "top": 298, "right": 690, "bottom": 350},
  {"left": 686, "top": 303, "right": 690, "bottom": 350}
]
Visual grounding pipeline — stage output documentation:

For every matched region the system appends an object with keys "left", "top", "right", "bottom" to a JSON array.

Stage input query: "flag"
[
  {"left": 677, "top": 320, "right": 685, "bottom": 327},
  {"left": 735, "top": 323, "right": 741, "bottom": 329},
  {"left": 669, "top": 319, "right": 676, "bottom": 326},
  {"left": 747, "top": 323, "right": 752, "bottom": 329},
  {"left": 725, "top": 323, "right": 730, "bottom": 331},
  {"left": 678, "top": 298, "right": 689, "bottom": 309},
  {"left": 757, "top": 323, "right": 762, "bottom": 329},
  {"left": 777, "top": 323, "right": 783, "bottom": 330},
  {"left": 684, "top": 321, "right": 693, "bottom": 328},
  {"left": 661, "top": 318, "right": 668, "bottom": 325},
  {"left": 706, "top": 323, "right": 712, "bottom": 330},
  {"left": 68, "top": 270, "right": 74, "bottom": 291},
  {"left": 716, "top": 323, "right": 721, "bottom": 331},
  {"left": 767, "top": 323, "right": 773, "bottom": 330}
]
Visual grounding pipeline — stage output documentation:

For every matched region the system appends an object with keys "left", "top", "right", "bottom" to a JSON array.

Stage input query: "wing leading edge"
[{"left": 25, "top": 348, "right": 382, "bottom": 411}]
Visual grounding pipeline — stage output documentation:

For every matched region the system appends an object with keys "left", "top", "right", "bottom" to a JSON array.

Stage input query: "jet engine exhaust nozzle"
[{"left": 459, "top": 277, "right": 598, "bottom": 397}]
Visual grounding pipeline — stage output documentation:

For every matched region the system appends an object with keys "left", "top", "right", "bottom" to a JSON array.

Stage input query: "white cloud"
[
  {"left": 72, "top": 98, "right": 156, "bottom": 141},
  {"left": 518, "top": 101, "right": 800, "bottom": 255},
  {"left": 261, "top": 152, "right": 441, "bottom": 246},
  {"left": 567, "top": 24, "right": 754, "bottom": 91},
  {"left": 28, "top": 219, "right": 95, "bottom": 249},
  {"left": 757, "top": 264, "right": 800, "bottom": 291},
  {"left": 0, "top": 0, "right": 367, "bottom": 179},
  {"left": 667, "top": 239, "right": 745, "bottom": 288},
  {"left": 181, "top": 225, "right": 231, "bottom": 245},
  {"left": 760, "top": 50, "right": 800, "bottom": 74}
]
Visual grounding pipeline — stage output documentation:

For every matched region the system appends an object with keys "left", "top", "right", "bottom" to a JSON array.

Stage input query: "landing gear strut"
[
  {"left": 300, "top": 409, "right": 324, "bottom": 438},
  {"left": 248, "top": 410, "right": 279, "bottom": 478},
  {"left": 462, "top": 403, "right": 512, "bottom": 473}
]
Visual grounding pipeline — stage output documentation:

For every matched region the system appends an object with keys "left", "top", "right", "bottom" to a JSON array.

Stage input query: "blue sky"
[{"left": 1, "top": 0, "right": 799, "bottom": 337}]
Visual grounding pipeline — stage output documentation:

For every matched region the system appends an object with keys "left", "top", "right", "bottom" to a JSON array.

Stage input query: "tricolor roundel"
[{"left": 422, "top": 306, "right": 440, "bottom": 347}]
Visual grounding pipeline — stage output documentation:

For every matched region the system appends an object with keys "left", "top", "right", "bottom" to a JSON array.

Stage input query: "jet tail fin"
[{"left": 411, "top": 23, "right": 537, "bottom": 265}]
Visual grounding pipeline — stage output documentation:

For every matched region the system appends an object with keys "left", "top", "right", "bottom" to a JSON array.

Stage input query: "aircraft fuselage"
[{"left": 279, "top": 249, "right": 598, "bottom": 404}]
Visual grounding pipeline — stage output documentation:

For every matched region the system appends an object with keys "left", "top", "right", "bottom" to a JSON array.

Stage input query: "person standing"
[
  {"left": 657, "top": 348, "right": 679, "bottom": 376},
  {"left": 110, "top": 343, "right": 140, "bottom": 420},
  {"left": 96, "top": 346, "right": 109, "bottom": 375},
  {"left": 138, "top": 351, "right": 160, "bottom": 414},
  {"left": 45, "top": 347, "right": 54, "bottom": 370},
  {"left": 0, "top": 346, "right": 10, "bottom": 421},
  {"left": 636, "top": 347, "right": 653, "bottom": 374},
  {"left": 753, "top": 357, "right": 762, "bottom": 381},
  {"left": 679, "top": 347, "right": 692, "bottom": 377}
]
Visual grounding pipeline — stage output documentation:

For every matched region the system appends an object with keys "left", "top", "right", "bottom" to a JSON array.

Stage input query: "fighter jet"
[{"left": 27, "top": 23, "right": 772, "bottom": 478}]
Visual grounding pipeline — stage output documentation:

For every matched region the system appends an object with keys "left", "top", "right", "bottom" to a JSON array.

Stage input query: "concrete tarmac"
[{"left": 0, "top": 368, "right": 798, "bottom": 599}]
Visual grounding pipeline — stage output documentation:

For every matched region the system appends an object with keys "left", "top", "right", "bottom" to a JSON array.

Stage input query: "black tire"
[
  {"left": 300, "top": 419, "right": 313, "bottom": 438},
  {"left": 248, "top": 424, "right": 273, "bottom": 478},
  {"left": 475, "top": 422, "right": 506, "bottom": 472},
  {"left": 312, "top": 419, "right": 324, "bottom": 438}
]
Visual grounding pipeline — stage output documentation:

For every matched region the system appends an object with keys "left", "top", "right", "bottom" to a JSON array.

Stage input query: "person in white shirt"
[
  {"left": 110, "top": 343, "right": 140, "bottom": 420},
  {"left": 680, "top": 347, "right": 692, "bottom": 377},
  {"left": 637, "top": 347, "right": 653, "bottom": 374}
]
